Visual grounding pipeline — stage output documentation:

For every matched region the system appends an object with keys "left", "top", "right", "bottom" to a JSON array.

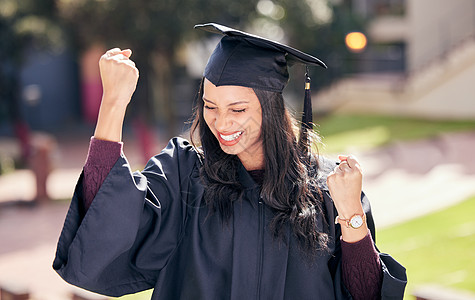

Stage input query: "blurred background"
[{"left": 1, "top": 0, "right": 475, "bottom": 299}]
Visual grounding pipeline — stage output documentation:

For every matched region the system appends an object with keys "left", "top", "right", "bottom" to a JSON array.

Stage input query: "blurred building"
[
  {"left": 317, "top": 0, "right": 475, "bottom": 119},
  {"left": 0, "top": 49, "right": 80, "bottom": 134},
  {"left": 19, "top": 49, "right": 80, "bottom": 131}
]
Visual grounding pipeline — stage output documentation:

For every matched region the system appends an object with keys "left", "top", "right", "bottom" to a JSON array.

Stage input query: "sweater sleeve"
[
  {"left": 341, "top": 230, "right": 383, "bottom": 300},
  {"left": 82, "top": 137, "right": 123, "bottom": 211}
]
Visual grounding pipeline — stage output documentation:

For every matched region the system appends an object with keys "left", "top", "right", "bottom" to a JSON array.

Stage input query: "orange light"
[{"left": 345, "top": 32, "right": 367, "bottom": 52}]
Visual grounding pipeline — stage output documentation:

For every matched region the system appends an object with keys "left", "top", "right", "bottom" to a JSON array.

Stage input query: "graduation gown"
[{"left": 53, "top": 137, "right": 407, "bottom": 299}]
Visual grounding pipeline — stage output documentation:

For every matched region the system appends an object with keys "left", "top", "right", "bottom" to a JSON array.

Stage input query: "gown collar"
[{"left": 237, "top": 161, "right": 261, "bottom": 190}]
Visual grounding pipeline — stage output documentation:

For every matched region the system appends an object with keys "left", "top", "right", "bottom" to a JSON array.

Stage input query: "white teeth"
[{"left": 220, "top": 131, "right": 242, "bottom": 141}]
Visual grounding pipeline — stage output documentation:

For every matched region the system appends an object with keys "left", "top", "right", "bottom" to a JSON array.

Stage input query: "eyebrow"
[{"left": 203, "top": 97, "right": 249, "bottom": 107}]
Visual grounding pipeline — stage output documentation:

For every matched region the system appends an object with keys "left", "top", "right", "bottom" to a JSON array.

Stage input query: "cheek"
[{"left": 203, "top": 111, "right": 217, "bottom": 135}]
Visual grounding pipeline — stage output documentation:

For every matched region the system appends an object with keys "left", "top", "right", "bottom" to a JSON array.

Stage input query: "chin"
[{"left": 219, "top": 144, "right": 241, "bottom": 156}]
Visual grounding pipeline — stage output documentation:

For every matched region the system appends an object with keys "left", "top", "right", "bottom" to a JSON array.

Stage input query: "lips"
[
  {"left": 220, "top": 131, "right": 242, "bottom": 141},
  {"left": 217, "top": 131, "right": 243, "bottom": 146}
]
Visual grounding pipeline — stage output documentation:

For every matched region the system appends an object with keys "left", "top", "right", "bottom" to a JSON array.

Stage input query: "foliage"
[
  {"left": 57, "top": 0, "right": 260, "bottom": 52},
  {"left": 0, "top": 0, "right": 65, "bottom": 61},
  {"left": 57, "top": 0, "right": 264, "bottom": 133},
  {"left": 1, "top": 0, "right": 370, "bottom": 132},
  {"left": 377, "top": 196, "right": 475, "bottom": 299},
  {"left": 56, "top": 0, "right": 358, "bottom": 55}
]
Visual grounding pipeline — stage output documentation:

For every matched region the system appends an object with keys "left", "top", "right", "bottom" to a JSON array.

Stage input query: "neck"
[{"left": 238, "top": 149, "right": 265, "bottom": 171}]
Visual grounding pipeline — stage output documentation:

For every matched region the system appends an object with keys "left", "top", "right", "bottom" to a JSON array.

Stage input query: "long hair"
[{"left": 190, "top": 79, "right": 329, "bottom": 255}]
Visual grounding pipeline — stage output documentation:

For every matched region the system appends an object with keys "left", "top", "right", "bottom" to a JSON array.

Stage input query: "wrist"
[
  {"left": 336, "top": 211, "right": 368, "bottom": 243},
  {"left": 99, "top": 97, "right": 129, "bottom": 112},
  {"left": 340, "top": 223, "right": 369, "bottom": 243},
  {"left": 337, "top": 208, "right": 364, "bottom": 221},
  {"left": 94, "top": 103, "right": 127, "bottom": 142}
]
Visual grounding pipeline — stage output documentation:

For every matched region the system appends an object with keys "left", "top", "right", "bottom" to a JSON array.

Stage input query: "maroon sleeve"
[
  {"left": 82, "top": 137, "right": 123, "bottom": 211},
  {"left": 341, "top": 231, "right": 383, "bottom": 300}
]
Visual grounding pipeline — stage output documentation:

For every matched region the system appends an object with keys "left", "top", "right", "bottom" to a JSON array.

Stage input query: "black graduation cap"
[{"left": 194, "top": 23, "right": 327, "bottom": 157}]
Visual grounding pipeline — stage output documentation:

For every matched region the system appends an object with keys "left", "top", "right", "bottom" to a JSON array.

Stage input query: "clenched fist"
[
  {"left": 99, "top": 48, "right": 139, "bottom": 108},
  {"left": 327, "top": 155, "right": 364, "bottom": 220},
  {"left": 93, "top": 48, "right": 139, "bottom": 142},
  {"left": 327, "top": 155, "right": 368, "bottom": 242}
]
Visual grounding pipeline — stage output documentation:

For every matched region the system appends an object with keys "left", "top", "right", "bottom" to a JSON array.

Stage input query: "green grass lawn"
[
  {"left": 376, "top": 195, "right": 475, "bottom": 299},
  {"left": 315, "top": 114, "right": 475, "bottom": 154}
]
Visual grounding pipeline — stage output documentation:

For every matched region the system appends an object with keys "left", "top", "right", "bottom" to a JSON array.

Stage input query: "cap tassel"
[{"left": 299, "top": 67, "right": 313, "bottom": 163}]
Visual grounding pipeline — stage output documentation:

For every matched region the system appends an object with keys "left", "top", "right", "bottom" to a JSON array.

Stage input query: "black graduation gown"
[{"left": 53, "top": 137, "right": 407, "bottom": 299}]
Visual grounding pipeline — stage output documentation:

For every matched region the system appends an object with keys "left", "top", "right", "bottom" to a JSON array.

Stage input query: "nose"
[{"left": 214, "top": 112, "right": 232, "bottom": 132}]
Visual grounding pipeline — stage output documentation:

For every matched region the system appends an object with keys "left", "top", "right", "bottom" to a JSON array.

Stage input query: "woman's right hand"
[
  {"left": 99, "top": 48, "right": 139, "bottom": 108},
  {"left": 94, "top": 48, "right": 139, "bottom": 142}
]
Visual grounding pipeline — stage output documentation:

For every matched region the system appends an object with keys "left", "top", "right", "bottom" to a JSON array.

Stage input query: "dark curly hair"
[{"left": 190, "top": 79, "right": 329, "bottom": 255}]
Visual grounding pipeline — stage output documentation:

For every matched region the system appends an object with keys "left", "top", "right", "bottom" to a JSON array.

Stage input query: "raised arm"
[
  {"left": 82, "top": 48, "right": 139, "bottom": 211},
  {"left": 94, "top": 48, "right": 139, "bottom": 142}
]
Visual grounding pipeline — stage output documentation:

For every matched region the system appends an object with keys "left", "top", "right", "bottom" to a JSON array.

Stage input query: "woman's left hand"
[
  {"left": 327, "top": 155, "right": 364, "bottom": 218},
  {"left": 327, "top": 155, "right": 368, "bottom": 242}
]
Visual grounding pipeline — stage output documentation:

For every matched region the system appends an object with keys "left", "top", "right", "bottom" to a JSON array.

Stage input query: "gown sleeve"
[{"left": 52, "top": 137, "right": 201, "bottom": 297}]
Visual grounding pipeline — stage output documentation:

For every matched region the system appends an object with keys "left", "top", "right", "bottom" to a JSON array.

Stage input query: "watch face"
[{"left": 350, "top": 215, "right": 364, "bottom": 229}]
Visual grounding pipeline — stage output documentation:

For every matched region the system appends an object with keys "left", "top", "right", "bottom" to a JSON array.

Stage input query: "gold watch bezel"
[{"left": 335, "top": 213, "right": 366, "bottom": 229}]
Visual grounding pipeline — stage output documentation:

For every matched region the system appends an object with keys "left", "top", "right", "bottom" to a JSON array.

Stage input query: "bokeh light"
[{"left": 345, "top": 31, "right": 367, "bottom": 52}]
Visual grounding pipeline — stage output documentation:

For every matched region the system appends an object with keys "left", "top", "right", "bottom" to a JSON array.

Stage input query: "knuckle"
[{"left": 110, "top": 59, "right": 121, "bottom": 66}]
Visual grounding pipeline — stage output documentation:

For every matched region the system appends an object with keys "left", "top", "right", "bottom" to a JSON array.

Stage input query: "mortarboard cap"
[
  {"left": 194, "top": 23, "right": 326, "bottom": 92},
  {"left": 194, "top": 23, "right": 327, "bottom": 158}
]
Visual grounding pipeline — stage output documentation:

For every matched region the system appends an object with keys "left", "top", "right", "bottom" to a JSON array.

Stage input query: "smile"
[{"left": 219, "top": 131, "right": 243, "bottom": 141}]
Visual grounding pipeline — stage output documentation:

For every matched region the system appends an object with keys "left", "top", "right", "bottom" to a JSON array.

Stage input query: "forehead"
[{"left": 203, "top": 78, "right": 259, "bottom": 105}]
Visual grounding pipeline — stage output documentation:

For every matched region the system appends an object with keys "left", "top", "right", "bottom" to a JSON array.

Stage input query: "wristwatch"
[{"left": 335, "top": 213, "right": 366, "bottom": 229}]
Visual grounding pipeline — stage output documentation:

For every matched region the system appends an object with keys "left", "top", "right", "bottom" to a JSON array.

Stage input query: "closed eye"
[
  {"left": 204, "top": 105, "right": 216, "bottom": 110},
  {"left": 232, "top": 108, "right": 246, "bottom": 113}
]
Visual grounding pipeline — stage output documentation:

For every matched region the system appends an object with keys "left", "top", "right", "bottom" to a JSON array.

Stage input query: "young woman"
[{"left": 54, "top": 23, "right": 406, "bottom": 299}]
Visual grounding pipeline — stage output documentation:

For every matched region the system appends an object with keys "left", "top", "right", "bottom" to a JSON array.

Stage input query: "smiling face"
[{"left": 202, "top": 78, "right": 264, "bottom": 170}]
